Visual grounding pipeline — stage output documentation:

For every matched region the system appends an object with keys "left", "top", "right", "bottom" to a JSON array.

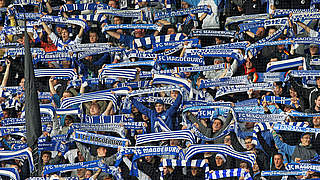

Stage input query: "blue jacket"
[{"left": 132, "top": 94, "right": 182, "bottom": 132}]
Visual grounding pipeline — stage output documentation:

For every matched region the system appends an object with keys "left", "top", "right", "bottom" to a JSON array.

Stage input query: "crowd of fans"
[{"left": 0, "top": 0, "right": 320, "bottom": 179}]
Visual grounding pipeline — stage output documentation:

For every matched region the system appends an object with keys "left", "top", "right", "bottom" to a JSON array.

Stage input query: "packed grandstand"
[{"left": 0, "top": 0, "right": 320, "bottom": 179}]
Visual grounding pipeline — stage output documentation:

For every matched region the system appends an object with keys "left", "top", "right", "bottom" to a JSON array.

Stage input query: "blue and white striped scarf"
[
  {"left": 153, "top": 74, "right": 192, "bottom": 92},
  {"left": 70, "top": 14, "right": 107, "bottom": 23},
  {"left": 192, "top": 124, "right": 234, "bottom": 142},
  {"left": 67, "top": 78, "right": 116, "bottom": 89},
  {"left": 0, "top": 168, "right": 20, "bottom": 180},
  {"left": 98, "top": 68, "right": 137, "bottom": 80},
  {"left": 173, "top": 64, "right": 227, "bottom": 73},
  {"left": 72, "top": 130, "right": 129, "bottom": 148},
  {"left": 0, "top": 148, "right": 34, "bottom": 171},
  {"left": 183, "top": 105, "right": 230, "bottom": 119},
  {"left": 117, "top": 80, "right": 151, "bottom": 89},
  {"left": 103, "top": 60, "right": 155, "bottom": 68},
  {"left": 56, "top": 107, "right": 81, "bottom": 115},
  {"left": 262, "top": 96, "right": 299, "bottom": 106},
  {"left": 286, "top": 163, "right": 320, "bottom": 172},
  {"left": 129, "top": 85, "right": 183, "bottom": 97},
  {"left": 136, "top": 130, "right": 196, "bottom": 145},
  {"left": 189, "top": 29, "right": 236, "bottom": 37},
  {"left": 60, "top": 3, "right": 113, "bottom": 12},
  {"left": 291, "top": 12, "right": 320, "bottom": 21},
  {"left": 71, "top": 123, "right": 125, "bottom": 138},
  {"left": 12, "top": 0, "right": 40, "bottom": 5},
  {"left": 127, "top": 50, "right": 157, "bottom": 59},
  {"left": 251, "top": 122, "right": 308, "bottom": 145},
  {"left": 39, "top": 15, "right": 88, "bottom": 30},
  {"left": 153, "top": 39, "right": 200, "bottom": 52},
  {"left": 43, "top": 160, "right": 106, "bottom": 175},
  {"left": 77, "top": 47, "right": 124, "bottom": 60},
  {"left": 34, "top": 69, "right": 78, "bottom": 80},
  {"left": 266, "top": 57, "right": 304, "bottom": 72},
  {"left": 185, "top": 48, "right": 237, "bottom": 57},
  {"left": 154, "top": 5, "right": 212, "bottom": 20},
  {"left": 60, "top": 90, "right": 118, "bottom": 109},
  {"left": 233, "top": 106, "right": 265, "bottom": 114},
  {"left": 84, "top": 115, "right": 129, "bottom": 124},
  {"left": 154, "top": 117, "right": 172, "bottom": 132},
  {"left": 156, "top": 55, "right": 204, "bottom": 65},
  {"left": 159, "top": 159, "right": 209, "bottom": 180},
  {"left": 134, "top": 33, "right": 187, "bottom": 49},
  {"left": 225, "top": 13, "right": 269, "bottom": 28},
  {"left": 289, "top": 70, "right": 320, "bottom": 78},
  {"left": 184, "top": 144, "right": 256, "bottom": 166},
  {"left": 199, "top": 76, "right": 249, "bottom": 89},
  {"left": 208, "top": 168, "right": 252, "bottom": 180},
  {"left": 216, "top": 83, "right": 274, "bottom": 98}
]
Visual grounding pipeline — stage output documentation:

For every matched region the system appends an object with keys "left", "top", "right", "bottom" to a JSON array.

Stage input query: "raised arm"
[
  {"left": 41, "top": 21, "right": 52, "bottom": 35},
  {"left": 1, "top": 60, "right": 11, "bottom": 87},
  {"left": 106, "top": 30, "right": 121, "bottom": 40}
]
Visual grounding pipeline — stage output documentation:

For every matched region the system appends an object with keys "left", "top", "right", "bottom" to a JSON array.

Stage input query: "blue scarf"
[
  {"left": 71, "top": 123, "right": 125, "bottom": 138},
  {"left": 1, "top": 117, "right": 51, "bottom": 126},
  {"left": 273, "top": 123, "right": 319, "bottom": 133},
  {"left": 0, "top": 148, "right": 34, "bottom": 171},
  {"left": 239, "top": 18, "right": 288, "bottom": 33},
  {"left": 156, "top": 55, "right": 204, "bottom": 65},
  {"left": 272, "top": 8, "right": 319, "bottom": 17},
  {"left": 43, "top": 160, "right": 106, "bottom": 175},
  {"left": 134, "top": 96, "right": 174, "bottom": 105},
  {"left": 199, "top": 76, "right": 249, "bottom": 89},
  {"left": 237, "top": 113, "right": 286, "bottom": 122},
  {"left": 102, "top": 24, "right": 161, "bottom": 32},
  {"left": 98, "top": 68, "right": 137, "bottom": 80},
  {"left": 263, "top": 96, "right": 299, "bottom": 105},
  {"left": 208, "top": 168, "right": 252, "bottom": 180},
  {"left": 253, "top": 72, "right": 287, "bottom": 83},
  {"left": 261, "top": 170, "right": 307, "bottom": 177},
  {"left": 84, "top": 115, "right": 130, "bottom": 124},
  {"left": 190, "top": 29, "right": 235, "bottom": 37},
  {"left": 184, "top": 144, "right": 256, "bottom": 167},
  {"left": 33, "top": 51, "right": 74, "bottom": 64},
  {"left": 216, "top": 83, "right": 273, "bottom": 98},
  {"left": 0, "top": 168, "right": 20, "bottom": 180},
  {"left": 34, "top": 69, "right": 78, "bottom": 80},
  {"left": 103, "top": 60, "right": 155, "bottom": 68},
  {"left": 286, "top": 163, "right": 320, "bottom": 172},
  {"left": 152, "top": 74, "right": 191, "bottom": 92},
  {"left": 154, "top": 5, "right": 212, "bottom": 20},
  {"left": 96, "top": 9, "right": 142, "bottom": 18},
  {"left": 72, "top": 130, "right": 128, "bottom": 148},
  {"left": 153, "top": 39, "right": 200, "bottom": 52},
  {"left": 136, "top": 130, "right": 196, "bottom": 145},
  {"left": 134, "top": 33, "right": 186, "bottom": 49},
  {"left": 205, "top": 41, "right": 250, "bottom": 49},
  {"left": 39, "top": 15, "right": 88, "bottom": 30}
]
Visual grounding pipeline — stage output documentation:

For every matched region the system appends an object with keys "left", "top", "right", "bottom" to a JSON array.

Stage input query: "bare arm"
[
  {"left": 49, "top": 77, "right": 57, "bottom": 95},
  {"left": 77, "top": 26, "right": 84, "bottom": 38},
  {"left": 296, "top": 21, "right": 311, "bottom": 34},
  {"left": 103, "top": 101, "right": 114, "bottom": 115},
  {"left": 1, "top": 60, "right": 10, "bottom": 87},
  {"left": 45, "top": 0, "right": 53, "bottom": 14},
  {"left": 41, "top": 21, "right": 52, "bottom": 35}
]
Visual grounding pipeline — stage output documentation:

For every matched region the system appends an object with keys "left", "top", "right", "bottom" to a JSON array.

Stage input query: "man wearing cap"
[{"left": 131, "top": 93, "right": 182, "bottom": 132}]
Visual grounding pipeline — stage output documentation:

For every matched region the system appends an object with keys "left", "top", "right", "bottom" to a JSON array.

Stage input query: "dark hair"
[{"left": 273, "top": 153, "right": 283, "bottom": 160}]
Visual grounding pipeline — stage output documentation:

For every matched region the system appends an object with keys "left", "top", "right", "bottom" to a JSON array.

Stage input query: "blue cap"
[{"left": 155, "top": 99, "right": 164, "bottom": 105}]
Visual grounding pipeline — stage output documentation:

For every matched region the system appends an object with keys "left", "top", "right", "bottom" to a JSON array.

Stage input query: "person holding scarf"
[
  {"left": 41, "top": 21, "right": 84, "bottom": 51},
  {"left": 131, "top": 91, "right": 182, "bottom": 131},
  {"left": 271, "top": 130, "right": 318, "bottom": 163}
]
